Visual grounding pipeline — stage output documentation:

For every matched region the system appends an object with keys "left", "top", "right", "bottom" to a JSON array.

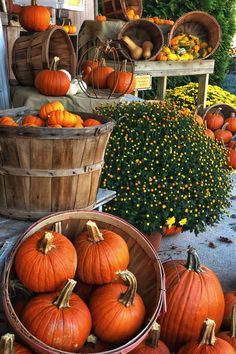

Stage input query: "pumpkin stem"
[
  {"left": 31, "top": 0, "right": 37, "bottom": 5},
  {"left": 199, "top": 319, "right": 216, "bottom": 346},
  {"left": 213, "top": 107, "right": 222, "bottom": 116},
  {"left": 185, "top": 246, "right": 204, "bottom": 273},
  {"left": 221, "top": 122, "right": 229, "bottom": 131},
  {"left": 117, "top": 270, "right": 137, "bottom": 307},
  {"left": 0, "top": 333, "right": 14, "bottom": 354},
  {"left": 86, "top": 334, "right": 98, "bottom": 345},
  {"left": 86, "top": 220, "right": 104, "bottom": 242},
  {"left": 53, "top": 279, "right": 76, "bottom": 309},
  {"left": 145, "top": 322, "right": 161, "bottom": 348},
  {"left": 38, "top": 231, "right": 56, "bottom": 254},
  {"left": 50, "top": 56, "right": 60, "bottom": 71},
  {"left": 121, "top": 59, "right": 127, "bottom": 72},
  {"left": 230, "top": 304, "right": 236, "bottom": 338}
]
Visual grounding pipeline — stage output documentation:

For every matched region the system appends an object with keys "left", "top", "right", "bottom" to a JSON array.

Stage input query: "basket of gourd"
[{"left": 2, "top": 210, "right": 165, "bottom": 353}]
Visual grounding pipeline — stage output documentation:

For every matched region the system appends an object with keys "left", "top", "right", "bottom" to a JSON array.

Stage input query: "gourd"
[
  {"left": 83, "top": 118, "right": 101, "bottom": 127},
  {"left": 22, "top": 115, "right": 45, "bottom": 127},
  {"left": 222, "top": 291, "right": 236, "bottom": 329},
  {"left": 142, "top": 41, "right": 154, "bottom": 60},
  {"left": 205, "top": 108, "right": 224, "bottom": 130},
  {"left": 0, "top": 333, "right": 32, "bottom": 353},
  {"left": 22, "top": 279, "right": 92, "bottom": 352},
  {"left": 89, "top": 270, "right": 145, "bottom": 343},
  {"left": 77, "top": 79, "right": 87, "bottom": 93},
  {"left": 225, "top": 112, "right": 236, "bottom": 133},
  {"left": 59, "top": 69, "right": 71, "bottom": 81},
  {"left": 0, "top": 116, "right": 18, "bottom": 126},
  {"left": 122, "top": 36, "right": 143, "bottom": 60},
  {"left": 159, "top": 247, "right": 225, "bottom": 352},
  {"left": 194, "top": 114, "right": 204, "bottom": 126},
  {"left": 107, "top": 59, "right": 136, "bottom": 94},
  {"left": 48, "top": 110, "right": 77, "bottom": 127},
  {"left": 39, "top": 101, "right": 64, "bottom": 120},
  {"left": 214, "top": 123, "right": 233, "bottom": 144},
  {"left": 218, "top": 305, "right": 236, "bottom": 350},
  {"left": 75, "top": 220, "right": 129, "bottom": 284},
  {"left": 177, "top": 319, "right": 235, "bottom": 354},
  {"left": 19, "top": 0, "right": 50, "bottom": 32},
  {"left": 15, "top": 230, "right": 77, "bottom": 292},
  {"left": 67, "top": 79, "right": 78, "bottom": 96}
]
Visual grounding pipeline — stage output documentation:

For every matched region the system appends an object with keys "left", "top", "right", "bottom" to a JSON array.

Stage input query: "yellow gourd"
[
  {"left": 122, "top": 36, "right": 143, "bottom": 60},
  {"left": 142, "top": 41, "right": 153, "bottom": 60}
]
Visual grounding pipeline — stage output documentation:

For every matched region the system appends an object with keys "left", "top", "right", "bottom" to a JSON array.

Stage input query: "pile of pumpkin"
[{"left": 0, "top": 101, "right": 101, "bottom": 128}]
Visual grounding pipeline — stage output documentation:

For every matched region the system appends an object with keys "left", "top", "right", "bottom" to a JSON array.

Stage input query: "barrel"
[
  {"left": 168, "top": 11, "right": 221, "bottom": 59},
  {"left": 102, "top": 0, "right": 143, "bottom": 20},
  {"left": 195, "top": 103, "right": 236, "bottom": 119},
  {"left": 2, "top": 209, "right": 165, "bottom": 353},
  {"left": 12, "top": 27, "right": 76, "bottom": 86},
  {"left": 0, "top": 112, "right": 115, "bottom": 220}
]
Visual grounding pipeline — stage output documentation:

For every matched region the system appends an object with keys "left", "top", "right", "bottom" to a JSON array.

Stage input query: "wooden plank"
[
  {"left": 156, "top": 76, "right": 167, "bottom": 100},
  {"left": 51, "top": 176, "right": 78, "bottom": 211},
  {"left": 197, "top": 73, "right": 209, "bottom": 108},
  {"left": 4, "top": 25, "right": 21, "bottom": 82}
]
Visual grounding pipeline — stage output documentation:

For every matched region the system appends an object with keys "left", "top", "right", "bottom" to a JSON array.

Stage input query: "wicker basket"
[
  {"left": 102, "top": 0, "right": 143, "bottom": 21},
  {"left": 196, "top": 103, "right": 236, "bottom": 119},
  {"left": 168, "top": 11, "right": 221, "bottom": 59},
  {"left": 12, "top": 28, "right": 76, "bottom": 86},
  {"left": 118, "top": 19, "right": 164, "bottom": 61},
  {"left": 0, "top": 111, "right": 115, "bottom": 221},
  {"left": 2, "top": 210, "right": 165, "bottom": 353}
]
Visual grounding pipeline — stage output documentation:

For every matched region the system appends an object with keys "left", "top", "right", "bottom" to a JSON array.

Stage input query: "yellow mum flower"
[
  {"left": 179, "top": 218, "right": 187, "bottom": 226},
  {"left": 166, "top": 216, "right": 176, "bottom": 228}
]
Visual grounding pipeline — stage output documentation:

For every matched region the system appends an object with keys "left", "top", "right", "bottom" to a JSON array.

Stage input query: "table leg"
[
  {"left": 156, "top": 76, "right": 167, "bottom": 100},
  {"left": 197, "top": 74, "right": 209, "bottom": 108}
]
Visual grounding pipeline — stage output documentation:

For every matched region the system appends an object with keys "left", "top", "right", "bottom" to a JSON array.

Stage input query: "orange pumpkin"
[
  {"left": 227, "top": 146, "right": 236, "bottom": 169},
  {"left": 22, "top": 115, "right": 45, "bottom": 127},
  {"left": 177, "top": 319, "right": 235, "bottom": 354},
  {"left": 15, "top": 230, "right": 77, "bottom": 292},
  {"left": 89, "top": 270, "right": 145, "bottom": 343},
  {"left": 75, "top": 114, "right": 83, "bottom": 125},
  {"left": 157, "top": 52, "right": 168, "bottom": 61},
  {"left": 19, "top": 0, "right": 50, "bottom": 32},
  {"left": 75, "top": 220, "right": 129, "bottom": 284},
  {"left": 159, "top": 247, "right": 225, "bottom": 352},
  {"left": 0, "top": 116, "right": 18, "bottom": 126},
  {"left": 0, "top": 333, "right": 32, "bottom": 353},
  {"left": 96, "top": 14, "right": 106, "bottom": 22},
  {"left": 225, "top": 112, "right": 236, "bottom": 133},
  {"left": 162, "top": 225, "right": 182, "bottom": 236},
  {"left": 194, "top": 114, "right": 204, "bottom": 126},
  {"left": 39, "top": 101, "right": 64, "bottom": 120},
  {"left": 223, "top": 291, "right": 236, "bottom": 329},
  {"left": 80, "top": 334, "right": 110, "bottom": 353},
  {"left": 49, "top": 124, "right": 62, "bottom": 128},
  {"left": 62, "top": 25, "right": 69, "bottom": 33},
  {"left": 228, "top": 140, "right": 236, "bottom": 148},
  {"left": 48, "top": 110, "right": 76, "bottom": 127},
  {"left": 205, "top": 109, "right": 224, "bottom": 130},
  {"left": 214, "top": 123, "right": 233, "bottom": 144},
  {"left": 22, "top": 279, "right": 92, "bottom": 352},
  {"left": 35, "top": 56, "right": 70, "bottom": 96},
  {"left": 68, "top": 25, "right": 77, "bottom": 34},
  {"left": 107, "top": 59, "right": 136, "bottom": 94},
  {"left": 90, "top": 59, "right": 114, "bottom": 89},
  {"left": 83, "top": 118, "right": 101, "bottom": 127},
  {"left": 204, "top": 121, "right": 215, "bottom": 139},
  {"left": 218, "top": 305, "right": 236, "bottom": 351}
]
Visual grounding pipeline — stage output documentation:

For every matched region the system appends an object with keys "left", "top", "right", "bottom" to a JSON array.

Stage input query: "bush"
[{"left": 98, "top": 101, "right": 232, "bottom": 235}]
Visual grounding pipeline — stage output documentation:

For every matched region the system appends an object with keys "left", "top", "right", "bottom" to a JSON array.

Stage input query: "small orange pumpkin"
[
  {"left": 90, "top": 59, "right": 114, "bottom": 89},
  {"left": 107, "top": 59, "right": 136, "bottom": 94},
  {"left": 19, "top": 0, "right": 50, "bottom": 32},
  {"left": 194, "top": 114, "right": 204, "bottom": 126},
  {"left": 22, "top": 115, "right": 45, "bottom": 127},
  {"left": 83, "top": 118, "right": 101, "bottom": 127},
  {"left": 205, "top": 108, "right": 224, "bottom": 130},
  {"left": 48, "top": 110, "right": 76, "bottom": 127},
  {"left": 62, "top": 25, "right": 69, "bottom": 33},
  {"left": 49, "top": 124, "right": 62, "bottom": 128},
  {"left": 39, "top": 101, "right": 64, "bottom": 120},
  {"left": 227, "top": 146, "right": 236, "bottom": 169},
  {"left": 68, "top": 25, "right": 76, "bottom": 34},
  {"left": 225, "top": 112, "right": 236, "bottom": 133},
  {"left": 96, "top": 14, "right": 106, "bottom": 22},
  {"left": 0, "top": 116, "right": 18, "bottom": 126},
  {"left": 214, "top": 123, "right": 233, "bottom": 144},
  {"left": 204, "top": 121, "right": 215, "bottom": 139}
]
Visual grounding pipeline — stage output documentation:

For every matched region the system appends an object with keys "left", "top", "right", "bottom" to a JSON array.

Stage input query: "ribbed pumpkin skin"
[
  {"left": 83, "top": 118, "right": 101, "bottom": 127},
  {"left": 75, "top": 229, "right": 130, "bottom": 284},
  {"left": 22, "top": 292, "right": 92, "bottom": 352},
  {"left": 107, "top": 71, "right": 136, "bottom": 94},
  {"left": 90, "top": 66, "right": 114, "bottom": 89},
  {"left": 205, "top": 113, "right": 224, "bottom": 130},
  {"left": 48, "top": 110, "right": 76, "bottom": 127},
  {"left": 39, "top": 101, "right": 64, "bottom": 120},
  {"left": 177, "top": 337, "right": 235, "bottom": 354},
  {"left": 222, "top": 291, "right": 236, "bottom": 329},
  {"left": 15, "top": 231, "right": 77, "bottom": 292},
  {"left": 19, "top": 5, "right": 50, "bottom": 32},
  {"left": 14, "top": 342, "right": 32, "bottom": 353},
  {"left": 159, "top": 261, "right": 225, "bottom": 352},
  {"left": 225, "top": 117, "right": 236, "bottom": 133},
  {"left": 89, "top": 283, "right": 145, "bottom": 343},
  {"left": 217, "top": 332, "right": 236, "bottom": 350},
  {"left": 22, "top": 115, "right": 45, "bottom": 126},
  {"left": 35, "top": 70, "right": 70, "bottom": 96},
  {"left": 130, "top": 338, "right": 170, "bottom": 353}
]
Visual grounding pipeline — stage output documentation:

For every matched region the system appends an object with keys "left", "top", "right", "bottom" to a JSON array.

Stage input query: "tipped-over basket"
[
  {"left": 195, "top": 103, "right": 236, "bottom": 119},
  {"left": 2, "top": 210, "right": 166, "bottom": 354}
]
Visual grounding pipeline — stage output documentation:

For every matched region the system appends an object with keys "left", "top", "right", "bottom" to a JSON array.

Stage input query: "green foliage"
[{"left": 98, "top": 101, "right": 232, "bottom": 235}]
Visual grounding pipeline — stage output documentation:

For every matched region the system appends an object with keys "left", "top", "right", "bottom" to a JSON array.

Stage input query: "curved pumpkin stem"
[
  {"left": 0, "top": 333, "right": 14, "bottom": 354},
  {"left": 185, "top": 247, "right": 204, "bottom": 273},
  {"left": 86, "top": 220, "right": 104, "bottom": 242},
  {"left": 38, "top": 231, "right": 56, "bottom": 254},
  {"left": 50, "top": 56, "right": 60, "bottom": 71},
  {"left": 231, "top": 304, "right": 236, "bottom": 338},
  {"left": 221, "top": 122, "right": 229, "bottom": 131},
  {"left": 117, "top": 270, "right": 137, "bottom": 307},
  {"left": 53, "top": 279, "right": 76, "bottom": 309},
  {"left": 199, "top": 319, "right": 216, "bottom": 346},
  {"left": 146, "top": 321, "right": 161, "bottom": 348}
]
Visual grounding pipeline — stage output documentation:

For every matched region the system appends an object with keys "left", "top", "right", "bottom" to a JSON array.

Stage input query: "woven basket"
[
  {"left": 12, "top": 28, "right": 76, "bottom": 86},
  {"left": 0, "top": 111, "right": 115, "bottom": 221},
  {"left": 102, "top": 0, "right": 143, "bottom": 21},
  {"left": 196, "top": 103, "right": 236, "bottom": 119},
  {"left": 2, "top": 210, "right": 166, "bottom": 353},
  {"left": 168, "top": 11, "right": 221, "bottom": 59}
]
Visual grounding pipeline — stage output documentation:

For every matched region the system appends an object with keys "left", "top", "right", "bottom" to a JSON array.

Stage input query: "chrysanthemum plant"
[{"left": 98, "top": 101, "right": 232, "bottom": 235}]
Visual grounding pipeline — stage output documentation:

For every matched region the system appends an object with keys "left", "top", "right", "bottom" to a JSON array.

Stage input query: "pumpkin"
[
  {"left": 83, "top": 118, "right": 101, "bottom": 127},
  {"left": 214, "top": 123, "right": 233, "bottom": 144},
  {"left": 0, "top": 116, "right": 18, "bottom": 126},
  {"left": 222, "top": 291, "right": 236, "bottom": 329},
  {"left": 96, "top": 14, "right": 106, "bottom": 22},
  {"left": 0, "top": 333, "right": 32, "bottom": 353},
  {"left": 39, "top": 101, "right": 64, "bottom": 120},
  {"left": 59, "top": 69, "right": 71, "bottom": 81},
  {"left": 205, "top": 127, "right": 215, "bottom": 139},
  {"left": 22, "top": 279, "right": 92, "bottom": 352},
  {"left": 158, "top": 247, "right": 225, "bottom": 352},
  {"left": 15, "top": 230, "right": 77, "bottom": 292},
  {"left": 205, "top": 109, "right": 224, "bottom": 130},
  {"left": 89, "top": 270, "right": 145, "bottom": 343},
  {"left": 162, "top": 225, "right": 182, "bottom": 236},
  {"left": 80, "top": 334, "right": 110, "bottom": 353},
  {"left": 48, "top": 110, "right": 76, "bottom": 127},
  {"left": 19, "top": 0, "right": 50, "bottom": 32},
  {"left": 49, "top": 124, "right": 62, "bottom": 128},
  {"left": 225, "top": 112, "right": 236, "bottom": 133},
  {"left": 227, "top": 146, "right": 236, "bottom": 169},
  {"left": 177, "top": 319, "right": 235, "bottom": 354},
  {"left": 194, "top": 114, "right": 204, "bottom": 126},
  {"left": 228, "top": 140, "right": 236, "bottom": 148},
  {"left": 22, "top": 115, "right": 45, "bottom": 127},
  {"left": 218, "top": 305, "right": 236, "bottom": 350},
  {"left": 90, "top": 59, "right": 114, "bottom": 89},
  {"left": 68, "top": 25, "right": 77, "bottom": 34},
  {"left": 62, "top": 25, "right": 69, "bottom": 33},
  {"left": 130, "top": 322, "right": 171, "bottom": 353},
  {"left": 75, "top": 220, "right": 129, "bottom": 284},
  {"left": 107, "top": 59, "right": 136, "bottom": 94},
  {"left": 35, "top": 56, "right": 70, "bottom": 96}
]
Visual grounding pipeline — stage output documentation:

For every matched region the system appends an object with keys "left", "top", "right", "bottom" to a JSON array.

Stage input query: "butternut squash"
[
  {"left": 122, "top": 36, "right": 143, "bottom": 60},
  {"left": 142, "top": 41, "right": 153, "bottom": 60}
]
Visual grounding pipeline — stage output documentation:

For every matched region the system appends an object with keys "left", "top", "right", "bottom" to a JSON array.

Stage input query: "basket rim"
[{"left": 2, "top": 209, "right": 166, "bottom": 354}]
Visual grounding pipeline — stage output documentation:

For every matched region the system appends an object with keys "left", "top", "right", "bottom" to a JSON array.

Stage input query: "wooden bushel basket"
[
  {"left": 12, "top": 27, "right": 76, "bottom": 86},
  {"left": 195, "top": 103, "right": 236, "bottom": 119},
  {"left": 0, "top": 113, "right": 115, "bottom": 220},
  {"left": 2, "top": 210, "right": 166, "bottom": 353},
  {"left": 102, "top": 0, "right": 143, "bottom": 21},
  {"left": 169, "top": 11, "right": 221, "bottom": 59}
]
